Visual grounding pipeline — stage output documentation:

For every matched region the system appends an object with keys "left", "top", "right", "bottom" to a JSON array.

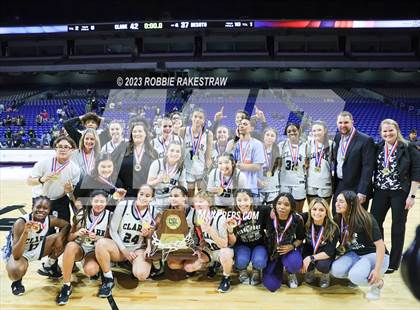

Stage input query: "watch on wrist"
[
  {"left": 310, "top": 255, "right": 316, "bottom": 263},
  {"left": 410, "top": 194, "right": 416, "bottom": 199},
  {"left": 38, "top": 177, "right": 44, "bottom": 184}
]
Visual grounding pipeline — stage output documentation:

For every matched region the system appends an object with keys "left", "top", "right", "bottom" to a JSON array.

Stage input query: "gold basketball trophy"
[{"left": 148, "top": 209, "right": 196, "bottom": 261}]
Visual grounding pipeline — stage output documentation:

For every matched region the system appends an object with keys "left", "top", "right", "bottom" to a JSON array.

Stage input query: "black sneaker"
[
  {"left": 38, "top": 261, "right": 62, "bottom": 279},
  {"left": 98, "top": 277, "right": 114, "bottom": 298},
  {"left": 217, "top": 276, "right": 231, "bottom": 293},
  {"left": 150, "top": 261, "right": 164, "bottom": 279},
  {"left": 56, "top": 284, "right": 72, "bottom": 305},
  {"left": 11, "top": 280, "right": 25, "bottom": 296},
  {"left": 385, "top": 268, "right": 395, "bottom": 274},
  {"left": 207, "top": 262, "right": 221, "bottom": 278},
  {"left": 90, "top": 273, "right": 100, "bottom": 281}
]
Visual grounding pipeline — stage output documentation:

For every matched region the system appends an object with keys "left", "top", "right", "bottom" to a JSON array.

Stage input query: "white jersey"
[
  {"left": 75, "top": 209, "right": 112, "bottom": 254},
  {"left": 201, "top": 212, "right": 227, "bottom": 252},
  {"left": 207, "top": 168, "right": 247, "bottom": 208},
  {"left": 307, "top": 139, "right": 333, "bottom": 189},
  {"left": 279, "top": 140, "right": 308, "bottom": 187},
  {"left": 20, "top": 214, "right": 50, "bottom": 262},
  {"left": 152, "top": 135, "right": 183, "bottom": 159},
  {"left": 260, "top": 147, "right": 280, "bottom": 193},
  {"left": 183, "top": 126, "right": 209, "bottom": 175},
  {"left": 118, "top": 200, "right": 159, "bottom": 251},
  {"left": 148, "top": 158, "right": 186, "bottom": 210}
]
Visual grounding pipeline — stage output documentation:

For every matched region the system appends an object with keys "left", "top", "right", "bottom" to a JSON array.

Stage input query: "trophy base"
[{"left": 147, "top": 248, "right": 195, "bottom": 261}]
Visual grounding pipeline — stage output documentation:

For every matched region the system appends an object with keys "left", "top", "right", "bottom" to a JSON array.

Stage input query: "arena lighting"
[{"left": 1, "top": 20, "right": 420, "bottom": 35}]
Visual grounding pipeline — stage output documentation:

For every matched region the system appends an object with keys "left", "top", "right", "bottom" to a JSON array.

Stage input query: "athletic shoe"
[
  {"left": 98, "top": 277, "right": 114, "bottom": 298},
  {"left": 304, "top": 270, "right": 315, "bottom": 284},
  {"left": 348, "top": 281, "right": 358, "bottom": 289},
  {"left": 385, "top": 268, "right": 395, "bottom": 274},
  {"left": 11, "top": 280, "right": 25, "bottom": 296},
  {"left": 90, "top": 273, "right": 100, "bottom": 281},
  {"left": 56, "top": 284, "right": 72, "bottom": 305},
  {"left": 217, "top": 276, "right": 231, "bottom": 293},
  {"left": 150, "top": 260, "right": 164, "bottom": 279},
  {"left": 37, "top": 261, "right": 62, "bottom": 279},
  {"left": 250, "top": 269, "right": 261, "bottom": 286},
  {"left": 319, "top": 273, "right": 330, "bottom": 288},
  {"left": 288, "top": 273, "right": 299, "bottom": 289},
  {"left": 238, "top": 269, "right": 250, "bottom": 285},
  {"left": 366, "top": 279, "right": 384, "bottom": 300}
]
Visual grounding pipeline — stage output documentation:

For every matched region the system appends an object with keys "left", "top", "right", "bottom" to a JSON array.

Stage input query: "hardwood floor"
[{"left": 1, "top": 180, "right": 419, "bottom": 310}]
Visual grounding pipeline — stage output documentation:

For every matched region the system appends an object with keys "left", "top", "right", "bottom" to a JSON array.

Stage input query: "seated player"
[
  {"left": 183, "top": 191, "right": 234, "bottom": 293},
  {"left": 4, "top": 196, "right": 70, "bottom": 295},
  {"left": 56, "top": 190, "right": 112, "bottom": 305},
  {"left": 95, "top": 185, "right": 158, "bottom": 298},
  {"left": 301, "top": 198, "right": 339, "bottom": 288}
]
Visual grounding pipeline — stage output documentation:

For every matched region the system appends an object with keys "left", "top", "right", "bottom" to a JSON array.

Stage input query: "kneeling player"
[
  {"left": 184, "top": 192, "right": 234, "bottom": 293},
  {"left": 4, "top": 196, "right": 70, "bottom": 295},
  {"left": 56, "top": 190, "right": 112, "bottom": 305},
  {"left": 95, "top": 185, "right": 158, "bottom": 297}
]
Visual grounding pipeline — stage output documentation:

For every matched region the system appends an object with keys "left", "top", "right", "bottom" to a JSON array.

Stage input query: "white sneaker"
[
  {"left": 366, "top": 280, "right": 383, "bottom": 300},
  {"left": 238, "top": 269, "right": 250, "bottom": 285},
  {"left": 288, "top": 273, "right": 299, "bottom": 289}
]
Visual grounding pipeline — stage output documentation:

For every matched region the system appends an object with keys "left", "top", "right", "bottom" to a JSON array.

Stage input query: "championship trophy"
[{"left": 149, "top": 209, "right": 196, "bottom": 261}]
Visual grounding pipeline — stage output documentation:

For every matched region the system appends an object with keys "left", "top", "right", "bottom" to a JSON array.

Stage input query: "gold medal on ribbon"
[
  {"left": 382, "top": 168, "right": 390, "bottom": 175},
  {"left": 113, "top": 191, "right": 122, "bottom": 200},
  {"left": 134, "top": 163, "right": 142, "bottom": 172},
  {"left": 31, "top": 222, "right": 41, "bottom": 232},
  {"left": 315, "top": 167, "right": 321, "bottom": 173},
  {"left": 193, "top": 155, "right": 199, "bottom": 161},
  {"left": 142, "top": 221, "right": 151, "bottom": 230},
  {"left": 51, "top": 174, "right": 60, "bottom": 180},
  {"left": 217, "top": 186, "right": 224, "bottom": 195},
  {"left": 163, "top": 175, "right": 170, "bottom": 183},
  {"left": 293, "top": 166, "right": 298, "bottom": 171},
  {"left": 228, "top": 219, "right": 237, "bottom": 229},
  {"left": 266, "top": 171, "right": 272, "bottom": 177}
]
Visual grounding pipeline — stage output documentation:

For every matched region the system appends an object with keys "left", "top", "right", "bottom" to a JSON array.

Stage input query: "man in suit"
[{"left": 332, "top": 111, "right": 375, "bottom": 211}]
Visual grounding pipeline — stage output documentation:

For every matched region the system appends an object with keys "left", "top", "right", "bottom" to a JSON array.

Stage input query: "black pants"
[
  {"left": 370, "top": 188, "right": 408, "bottom": 270},
  {"left": 332, "top": 179, "right": 369, "bottom": 214},
  {"left": 47, "top": 195, "right": 71, "bottom": 235}
]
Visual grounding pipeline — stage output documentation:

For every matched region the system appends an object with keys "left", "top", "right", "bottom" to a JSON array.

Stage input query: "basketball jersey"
[
  {"left": 201, "top": 213, "right": 226, "bottom": 252},
  {"left": 279, "top": 140, "right": 308, "bottom": 187},
  {"left": 211, "top": 141, "right": 227, "bottom": 167},
  {"left": 76, "top": 209, "right": 112, "bottom": 251},
  {"left": 183, "top": 126, "right": 208, "bottom": 175},
  {"left": 20, "top": 214, "right": 50, "bottom": 261},
  {"left": 152, "top": 135, "right": 183, "bottom": 159},
  {"left": 209, "top": 168, "right": 241, "bottom": 207},
  {"left": 307, "top": 139, "right": 333, "bottom": 189},
  {"left": 118, "top": 200, "right": 159, "bottom": 251}
]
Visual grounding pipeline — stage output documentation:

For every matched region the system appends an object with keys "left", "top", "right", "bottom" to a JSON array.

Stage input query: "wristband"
[
  {"left": 410, "top": 194, "right": 416, "bottom": 199},
  {"left": 38, "top": 177, "right": 44, "bottom": 185}
]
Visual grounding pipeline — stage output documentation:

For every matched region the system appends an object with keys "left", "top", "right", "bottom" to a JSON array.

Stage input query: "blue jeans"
[
  {"left": 234, "top": 244, "right": 268, "bottom": 270},
  {"left": 331, "top": 251, "right": 390, "bottom": 286}
]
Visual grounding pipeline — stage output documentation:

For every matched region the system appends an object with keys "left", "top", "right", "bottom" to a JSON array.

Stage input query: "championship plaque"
[{"left": 149, "top": 209, "right": 194, "bottom": 260}]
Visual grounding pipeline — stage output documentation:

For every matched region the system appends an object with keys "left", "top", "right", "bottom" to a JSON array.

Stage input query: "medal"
[
  {"left": 266, "top": 171, "right": 272, "bottom": 177},
  {"left": 340, "top": 128, "right": 356, "bottom": 161},
  {"left": 112, "top": 191, "right": 122, "bottom": 200},
  {"left": 190, "top": 126, "right": 204, "bottom": 161},
  {"left": 239, "top": 139, "right": 251, "bottom": 164},
  {"left": 217, "top": 186, "right": 224, "bottom": 195},
  {"left": 84, "top": 237, "right": 92, "bottom": 243},
  {"left": 228, "top": 218, "right": 237, "bottom": 228},
  {"left": 82, "top": 149, "right": 95, "bottom": 174},
  {"left": 142, "top": 221, "right": 151, "bottom": 230},
  {"left": 313, "top": 141, "right": 324, "bottom": 173},
  {"left": 288, "top": 141, "right": 300, "bottom": 168},
  {"left": 383, "top": 141, "right": 398, "bottom": 174},
  {"left": 87, "top": 210, "right": 104, "bottom": 234},
  {"left": 293, "top": 166, "right": 298, "bottom": 171},
  {"left": 163, "top": 174, "right": 170, "bottom": 183},
  {"left": 311, "top": 224, "right": 324, "bottom": 254},
  {"left": 134, "top": 145, "right": 144, "bottom": 173},
  {"left": 273, "top": 215, "right": 293, "bottom": 245},
  {"left": 31, "top": 222, "right": 41, "bottom": 232},
  {"left": 51, "top": 157, "right": 70, "bottom": 179}
]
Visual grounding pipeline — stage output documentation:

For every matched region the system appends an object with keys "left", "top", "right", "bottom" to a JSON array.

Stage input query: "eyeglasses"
[{"left": 56, "top": 145, "right": 72, "bottom": 150}]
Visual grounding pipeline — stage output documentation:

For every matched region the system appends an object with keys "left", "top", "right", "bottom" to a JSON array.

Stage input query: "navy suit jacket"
[{"left": 332, "top": 129, "right": 375, "bottom": 196}]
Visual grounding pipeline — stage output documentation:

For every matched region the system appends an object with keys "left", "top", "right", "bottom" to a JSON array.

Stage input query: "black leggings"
[{"left": 47, "top": 195, "right": 71, "bottom": 235}]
